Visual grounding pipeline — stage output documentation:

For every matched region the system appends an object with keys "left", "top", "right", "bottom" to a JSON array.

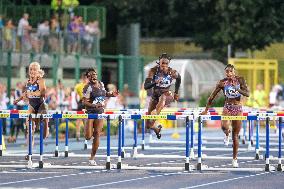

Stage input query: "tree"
[{"left": 96, "top": 0, "right": 284, "bottom": 60}]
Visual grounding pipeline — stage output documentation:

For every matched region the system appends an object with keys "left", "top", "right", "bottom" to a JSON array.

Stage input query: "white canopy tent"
[{"left": 144, "top": 59, "right": 225, "bottom": 99}]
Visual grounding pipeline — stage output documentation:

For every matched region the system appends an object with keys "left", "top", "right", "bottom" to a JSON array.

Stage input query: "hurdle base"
[
  {"left": 117, "top": 162, "right": 122, "bottom": 169},
  {"left": 141, "top": 144, "right": 145, "bottom": 151},
  {"left": 185, "top": 163, "right": 190, "bottom": 171},
  {"left": 189, "top": 149, "right": 195, "bottom": 159},
  {"left": 197, "top": 163, "right": 202, "bottom": 171},
  {"left": 55, "top": 150, "right": 59, "bottom": 157},
  {"left": 277, "top": 164, "right": 283, "bottom": 172},
  {"left": 121, "top": 151, "right": 125, "bottom": 158},
  {"left": 255, "top": 153, "right": 260, "bottom": 160},
  {"left": 106, "top": 162, "right": 111, "bottom": 170},
  {"left": 84, "top": 144, "right": 87, "bottom": 150},
  {"left": 265, "top": 164, "right": 271, "bottom": 172},
  {"left": 242, "top": 139, "right": 246, "bottom": 144},
  {"left": 0, "top": 150, "right": 2, "bottom": 156},
  {"left": 39, "top": 161, "right": 44, "bottom": 168},
  {"left": 65, "top": 151, "right": 68, "bottom": 157},
  {"left": 27, "top": 160, "right": 33, "bottom": 169}
]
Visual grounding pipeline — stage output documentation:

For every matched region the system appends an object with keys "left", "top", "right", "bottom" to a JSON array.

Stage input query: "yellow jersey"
[{"left": 75, "top": 82, "right": 86, "bottom": 100}]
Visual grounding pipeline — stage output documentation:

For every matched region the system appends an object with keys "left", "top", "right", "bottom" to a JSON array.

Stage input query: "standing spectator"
[
  {"left": 67, "top": 17, "right": 80, "bottom": 54},
  {"left": 84, "top": 20, "right": 100, "bottom": 55},
  {"left": 3, "top": 19, "right": 15, "bottom": 51},
  {"left": 57, "top": 79, "right": 65, "bottom": 111},
  {"left": 77, "top": 16, "right": 86, "bottom": 54},
  {"left": 37, "top": 20, "right": 50, "bottom": 53},
  {"left": 17, "top": 13, "right": 32, "bottom": 52},
  {"left": 49, "top": 16, "right": 60, "bottom": 52},
  {"left": 0, "top": 83, "right": 9, "bottom": 135},
  {"left": 269, "top": 85, "right": 283, "bottom": 108},
  {"left": 252, "top": 84, "right": 267, "bottom": 108}
]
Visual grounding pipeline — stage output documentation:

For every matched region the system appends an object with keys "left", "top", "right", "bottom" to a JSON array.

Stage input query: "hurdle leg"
[
  {"left": 190, "top": 118, "right": 195, "bottom": 159},
  {"left": 65, "top": 119, "right": 69, "bottom": 157},
  {"left": 27, "top": 115, "right": 33, "bottom": 168},
  {"left": 0, "top": 119, "right": 3, "bottom": 156},
  {"left": 248, "top": 120, "right": 252, "bottom": 149},
  {"left": 255, "top": 119, "right": 260, "bottom": 160},
  {"left": 277, "top": 117, "right": 283, "bottom": 171},
  {"left": 106, "top": 116, "right": 111, "bottom": 170},
  {"left": 141, "top": 119, "right": 145, "bottom": 150},
  {"left": 242, "top": 120, "right": 246, "bottom": 144},
  {"left": 117, "top": 116, "right": 122, "bottom": 169},
  {"left": 39, "top": 115, "right": 44, "bottom": 168},
  {"left": 185, "top": 116, "right": 190, "bottom": 171},
  {"left": 265, "top": 117, "right": 271, "bottom": 171},
  {"left": 197, "top": 116, "right": 202, "bottom": 171},
  {"left": 132, "top": 119, "right": 138, "bottom": 158},
  {"left": 55, "top": 118, "right": 59, "bottom": 157},
  {"left": 121, "top": 119, "right": 126, "bottom": 158}
]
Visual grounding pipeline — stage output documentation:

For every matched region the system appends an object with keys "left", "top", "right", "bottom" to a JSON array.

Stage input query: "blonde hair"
[{"left": 29, "top": 62, "right": 45, "bottom": 78}]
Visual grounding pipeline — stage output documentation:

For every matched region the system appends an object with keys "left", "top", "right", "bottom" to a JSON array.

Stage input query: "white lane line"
[
  {"left": 0, "top": 170, "right": 106, "bottom": 186},
  {"left": 70, "top": 173, "right": 171, "bottom": 189},
  {"left": 179, "top": 172, "right": 269, "bottom": 189},
  {"left": 0, "top": 171, "right": 61, "bottom": 174}
]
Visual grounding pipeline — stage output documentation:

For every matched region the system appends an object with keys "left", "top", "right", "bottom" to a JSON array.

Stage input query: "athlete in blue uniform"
[
  {"left": 82, "top": 68, "right": 119, "bottom": 165},
  {"left": 201, "top": 64, "right": 249, "bottom": 167},
  {"left": 14, "top": 62, "right": 49, "bottom": 159},
  {"left": 144, "top": 53, "right": 181, "bottom": 139}
]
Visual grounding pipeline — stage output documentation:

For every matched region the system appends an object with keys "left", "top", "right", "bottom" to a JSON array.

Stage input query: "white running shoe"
[
  {"left": 224, "top": 133, "right": 230, "bottom": 146},
  {"left": 89, "top": 159, "right": 97, "bottom": 166},
  {"left": 232, "top": 159, "right": 239, "bottom": 168}
]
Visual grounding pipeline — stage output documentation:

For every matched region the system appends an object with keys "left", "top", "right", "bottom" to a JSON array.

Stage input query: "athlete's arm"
[
  {"left": 237, "top": 77, "right": 249, "bottom": 97},
  {"left": 144, "top": 68, "right": 157, "bottom": 90},
  {"left": 82, "top": 85, "right": 97, "bottom": 108},
  {"left": 38, "top": 78, "right": 46, "bottom": 97},
  {"left": 204, "top": 80, "right": 223, "bottom": 112}
]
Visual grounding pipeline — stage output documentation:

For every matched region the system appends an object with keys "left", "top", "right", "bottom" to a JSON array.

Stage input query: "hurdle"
[
  {"left": 0, "top": 111, "right": 283, "bottom": 172},
  {"left": 195, "top": 115, "right": 283, "bottom": 172},
  {"left": 115, "top": 114, "right": 195, "bottom": 171}
]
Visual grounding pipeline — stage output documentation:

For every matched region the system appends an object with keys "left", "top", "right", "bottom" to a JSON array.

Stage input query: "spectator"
[
  {"left": 105, "top": 84, "right": 123, "bottom": 109},
  {"left": 252, "top": 84, "right": 267, "bottom": 108},
  {"left": 67, "top": 16, "right": 80, "bottom": 54},
  {"left": 37, "top": 20, "right": 50, "bottom": 53},
  {"left": 84, "top": 20, "right": 100, "bottom": 55},
  {"left": 17, "top": 13, "right": 32, "bottom": 52},
  {"left": 0, "top": 83, "right": 9, "bottom": 135},
  {"left": 49, "top": 16, "right": 60, "bottom": 52},
  {"left": 3, "top": 19, "right": 15, "bottom": 51}
]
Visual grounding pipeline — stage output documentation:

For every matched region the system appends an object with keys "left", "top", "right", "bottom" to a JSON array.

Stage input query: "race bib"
[{"left": 224, "top": 85, "right": 241, "bottom": 98}]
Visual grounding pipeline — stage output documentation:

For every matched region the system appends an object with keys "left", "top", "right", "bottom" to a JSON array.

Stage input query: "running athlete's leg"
[
  {"left": 232, "top": 119, "right": 242, "bottom": 159},
  {"left": 84, "top": 119, "right": 94, "bottom": 140},
  {"left": 90, "top": 119, "right": 104, "bottom": 160}
]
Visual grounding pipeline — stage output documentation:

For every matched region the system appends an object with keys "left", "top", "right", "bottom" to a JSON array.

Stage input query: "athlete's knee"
[
  {"left": 93, "top": 130, "right": 100, "bottom": 138},
  {"left": 85, "top": 131, "right": 93, "bottom": 140},
  {"left": 221, "top": 125, "right": 229, "bottom": 132}
]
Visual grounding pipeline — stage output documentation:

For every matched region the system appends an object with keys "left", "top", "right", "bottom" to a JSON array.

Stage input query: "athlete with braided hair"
[{"left": 144, "top": 53, "right": 181, "bottom": 139}]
